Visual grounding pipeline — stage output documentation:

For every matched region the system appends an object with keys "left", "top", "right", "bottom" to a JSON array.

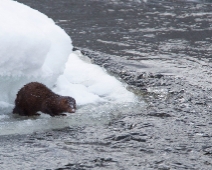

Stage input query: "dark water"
[{"left": 2, "top": 0, "right": 212, "bottom": 169}]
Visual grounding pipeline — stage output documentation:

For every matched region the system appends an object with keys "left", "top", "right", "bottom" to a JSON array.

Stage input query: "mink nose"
[{"left": 68, "top": 108, "right": 75, "bottom": 113}]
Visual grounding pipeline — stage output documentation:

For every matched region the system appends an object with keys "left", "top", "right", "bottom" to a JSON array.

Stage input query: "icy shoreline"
[
  {"left": 0, "top": 0, "right": 137, "bottom": 135},
  {"left": 0, "top": 0, "right": 135, "bottom": 112}
]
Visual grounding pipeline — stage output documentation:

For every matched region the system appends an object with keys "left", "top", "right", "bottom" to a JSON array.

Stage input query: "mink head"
[{"left": 60, "top": 96, "right": 76, "bottom": 113}]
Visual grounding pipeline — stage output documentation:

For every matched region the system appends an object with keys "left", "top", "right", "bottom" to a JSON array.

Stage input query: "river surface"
[{"left": 2, "top": 0, "right": 212, "bottom": 169}]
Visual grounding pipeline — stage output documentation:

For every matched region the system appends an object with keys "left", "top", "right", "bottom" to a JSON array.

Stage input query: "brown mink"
[{"left": 13, "top": 82, "right": 76, "bottom": 116}]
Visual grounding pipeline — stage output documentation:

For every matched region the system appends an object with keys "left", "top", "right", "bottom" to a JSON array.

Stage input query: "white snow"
[
  {"left": 0, "top": 0, "right": 72, "bottom": 107},
  {"left": 54, "top": 51, "right": 135, "bottom": 105},
  {"left": 0, "top": 0, "right": 135, "bottom": 113}
]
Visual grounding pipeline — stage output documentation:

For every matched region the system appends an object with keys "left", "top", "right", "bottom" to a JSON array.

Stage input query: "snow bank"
[
  {"left": 54, "top": 51, "right": 135, "bottom": 105},
  {"left": 0, "top": 0, "right": 72, "bottom": 107}
]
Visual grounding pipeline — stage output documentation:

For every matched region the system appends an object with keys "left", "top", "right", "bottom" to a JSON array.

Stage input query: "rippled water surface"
[
  {"left": 30, "top": 0, "right": 212, "bottom": 88},
  {"left": 3, "top": 0, "right": 212, "bottom": 169}
]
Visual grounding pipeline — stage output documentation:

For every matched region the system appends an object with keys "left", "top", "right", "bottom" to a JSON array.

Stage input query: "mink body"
[{"left": 13, "top": 82, "right": 76, "bottom": 116}]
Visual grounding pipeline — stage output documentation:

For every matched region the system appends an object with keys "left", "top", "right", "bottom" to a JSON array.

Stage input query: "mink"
[{"left": 13, "top": 82, "right": 76, "bottom": 116}]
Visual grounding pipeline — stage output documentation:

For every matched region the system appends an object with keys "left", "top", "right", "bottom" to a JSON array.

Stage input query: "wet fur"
[{"left": 13, "top": 82, "right": 76, "bottom": 116}]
